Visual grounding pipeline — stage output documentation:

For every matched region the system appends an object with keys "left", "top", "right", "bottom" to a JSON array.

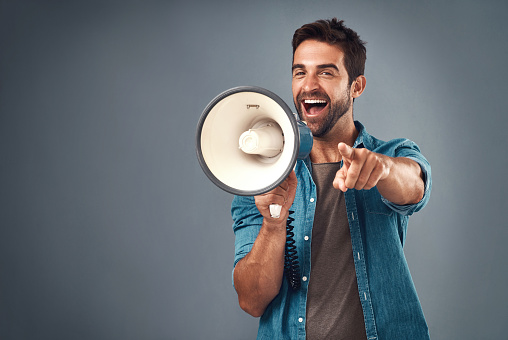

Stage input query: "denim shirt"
[{"left": 232, "top": 121, "right": 432, "bottom": 340}]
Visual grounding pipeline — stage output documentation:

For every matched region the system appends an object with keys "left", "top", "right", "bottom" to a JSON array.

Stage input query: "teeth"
[{"left": 304, "top": 99, "right": 327, "bottom": 104}]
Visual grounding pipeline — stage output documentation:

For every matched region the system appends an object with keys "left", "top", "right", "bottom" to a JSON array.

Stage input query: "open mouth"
[{"left": 302, "top": 99, "right": 328, "bottom": 116}]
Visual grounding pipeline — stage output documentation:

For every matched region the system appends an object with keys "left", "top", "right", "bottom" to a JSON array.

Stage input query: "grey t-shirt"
[{"left": 306, "top": 163, "right": 367, "bottom": 339}]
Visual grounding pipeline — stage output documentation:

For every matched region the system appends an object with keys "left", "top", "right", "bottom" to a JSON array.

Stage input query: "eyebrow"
[
  {"left": 317, "top": 64, "right": 340, "bottom": 72},
  {"left": 292, "top": 63, "right": 340, "bottom": 72}
]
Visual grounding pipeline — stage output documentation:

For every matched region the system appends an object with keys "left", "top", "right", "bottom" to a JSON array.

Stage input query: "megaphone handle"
[
  {"left": 269, "top": 204, "right": 282, "bottom": 218},
  {"left": 268, "top": 205, "right": 301, "bottom": 290}
]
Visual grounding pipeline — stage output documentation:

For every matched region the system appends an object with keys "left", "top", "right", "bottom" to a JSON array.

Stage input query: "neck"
[{"left": 309, "top": 114, "right": 358, "bottom": 164}]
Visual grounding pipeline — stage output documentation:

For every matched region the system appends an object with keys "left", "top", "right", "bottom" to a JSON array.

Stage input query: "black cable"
[{"left": 284, "top": 210, "right": 301, "bottom": 290}]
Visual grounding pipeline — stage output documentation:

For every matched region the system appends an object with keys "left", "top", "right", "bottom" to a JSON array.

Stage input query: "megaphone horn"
[{"left": 196, "top": 86, "right": 313, "bottom": 197}]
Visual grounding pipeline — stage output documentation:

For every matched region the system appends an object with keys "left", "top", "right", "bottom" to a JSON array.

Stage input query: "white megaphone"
[{"left": 196, "top": 86, "right": 313, "bottom": 215}]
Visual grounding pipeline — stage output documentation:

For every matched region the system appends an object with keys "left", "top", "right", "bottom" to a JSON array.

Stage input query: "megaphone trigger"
[{"left": 269, "top": 204, "right": 282, "bottom": 219}]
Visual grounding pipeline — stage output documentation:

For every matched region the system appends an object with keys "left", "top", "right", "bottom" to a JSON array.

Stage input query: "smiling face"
[{"left": 292, "top": 40, "right": 354, "bottom": 138}]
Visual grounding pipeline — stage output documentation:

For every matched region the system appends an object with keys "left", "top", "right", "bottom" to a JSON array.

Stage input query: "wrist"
[
  {"left": 262, "top": 217, "right": 288, "bottom": 234},
  {"left": 378, "top": 154, "right": 394, "bottom": 182}
]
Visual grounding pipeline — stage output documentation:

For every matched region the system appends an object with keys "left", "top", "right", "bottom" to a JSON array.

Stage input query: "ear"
[{"left": 351, "top": 75, "right": 366, "bottom": 99}]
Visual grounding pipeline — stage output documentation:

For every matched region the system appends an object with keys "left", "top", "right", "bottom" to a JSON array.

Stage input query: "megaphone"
[
  {"left": 196, "top": 86, "right": 313, "bottom": 197},
  {"left": 196, "top": 86, "right": 310, "bottom": 290}
]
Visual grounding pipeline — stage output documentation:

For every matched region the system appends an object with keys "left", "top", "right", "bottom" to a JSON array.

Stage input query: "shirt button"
[
  {"left": 304, "top": 236, "right": 309, "bottom": 241},
  {"left": 302, "top": 276, "right": 308, "bottom": 281},
  {"left": 310, "top": 198, "right": 315, "bottom": 203},
  {"left": 298, "top": 317, "right": 303, "bottom": 323}
]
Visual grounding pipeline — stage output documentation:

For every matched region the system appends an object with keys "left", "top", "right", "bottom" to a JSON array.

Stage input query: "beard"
[{"left": 295, "top": 88, "right": 351, "bottom": 138}]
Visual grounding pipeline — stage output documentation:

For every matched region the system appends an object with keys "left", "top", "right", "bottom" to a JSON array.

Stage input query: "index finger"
[
  {"left": 279, "top": 178, "right": 289, "bottom": 191},
  {"left": 338, "top": 142, "right": 355, "bottom": 162}
]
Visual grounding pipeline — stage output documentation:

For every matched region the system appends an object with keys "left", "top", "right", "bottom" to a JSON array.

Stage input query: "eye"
[{"left": 293, "top": 70, "right": 305, "bottom": 77}]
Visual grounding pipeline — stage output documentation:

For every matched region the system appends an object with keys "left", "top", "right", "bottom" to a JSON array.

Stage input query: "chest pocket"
[{"left": 363, "top": 188, "right": 393, "bottom": 216}]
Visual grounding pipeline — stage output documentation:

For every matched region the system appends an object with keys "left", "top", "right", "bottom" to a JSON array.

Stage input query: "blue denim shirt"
[{"left": 232, "top": 121, "right": 432, "bottom": 340}]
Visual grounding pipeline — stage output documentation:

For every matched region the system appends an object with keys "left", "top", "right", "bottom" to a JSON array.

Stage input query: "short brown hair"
[{"left": 292, "top": 18, "right": 367, "bottom": 85}]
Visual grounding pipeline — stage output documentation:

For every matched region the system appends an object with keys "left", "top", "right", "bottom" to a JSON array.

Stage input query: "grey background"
[{"left": 1, "top": 0, "right": 507, "bottom": 339}]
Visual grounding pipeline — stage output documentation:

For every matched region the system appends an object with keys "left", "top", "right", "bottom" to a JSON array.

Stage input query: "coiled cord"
[{"left": 284, "top": 210, "right": 301, "bottom": 290}]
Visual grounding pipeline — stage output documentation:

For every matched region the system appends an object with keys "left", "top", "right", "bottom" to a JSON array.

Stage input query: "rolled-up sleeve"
[
  {"left": 381, "top": 140, "right": 432, "bottom": 216},
  {"left": 231, "top": 195, "right": 263, "bottom": 286}
]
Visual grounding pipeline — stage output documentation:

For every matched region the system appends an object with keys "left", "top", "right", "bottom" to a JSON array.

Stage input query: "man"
[{"left": 231, "top": 18, "right": 432, "bottom": 339}]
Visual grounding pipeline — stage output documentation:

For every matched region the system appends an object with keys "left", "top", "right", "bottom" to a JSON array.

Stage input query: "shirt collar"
[{"left": 353, "top": 120, "right": 367, "bottom": 149}]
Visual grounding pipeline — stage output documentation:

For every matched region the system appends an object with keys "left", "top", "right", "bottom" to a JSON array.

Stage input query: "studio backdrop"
[{"left": 1, "top": 1, "right": 507, "bottom": 339}]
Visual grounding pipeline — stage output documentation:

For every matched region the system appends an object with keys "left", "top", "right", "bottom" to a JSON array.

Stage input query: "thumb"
[{"left": 338, "top": 142, "right": 354, "bottom": 162}]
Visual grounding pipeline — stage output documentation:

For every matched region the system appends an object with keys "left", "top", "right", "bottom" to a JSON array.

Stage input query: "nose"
[{"left": 302, "top": 73, "right": 319, "bottom": 93}]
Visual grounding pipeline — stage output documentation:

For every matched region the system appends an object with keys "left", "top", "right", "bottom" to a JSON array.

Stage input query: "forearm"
[
  {"left": 233, "top": 220, "right": 287, "bottom": 317},
  {"left": 377, "top": 157, "right": 424, "bottom": 205}
]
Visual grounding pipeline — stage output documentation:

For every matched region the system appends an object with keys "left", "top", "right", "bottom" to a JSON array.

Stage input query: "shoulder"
[{"left": 355, "top": 121, "right": 423, "bottom": 157}]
